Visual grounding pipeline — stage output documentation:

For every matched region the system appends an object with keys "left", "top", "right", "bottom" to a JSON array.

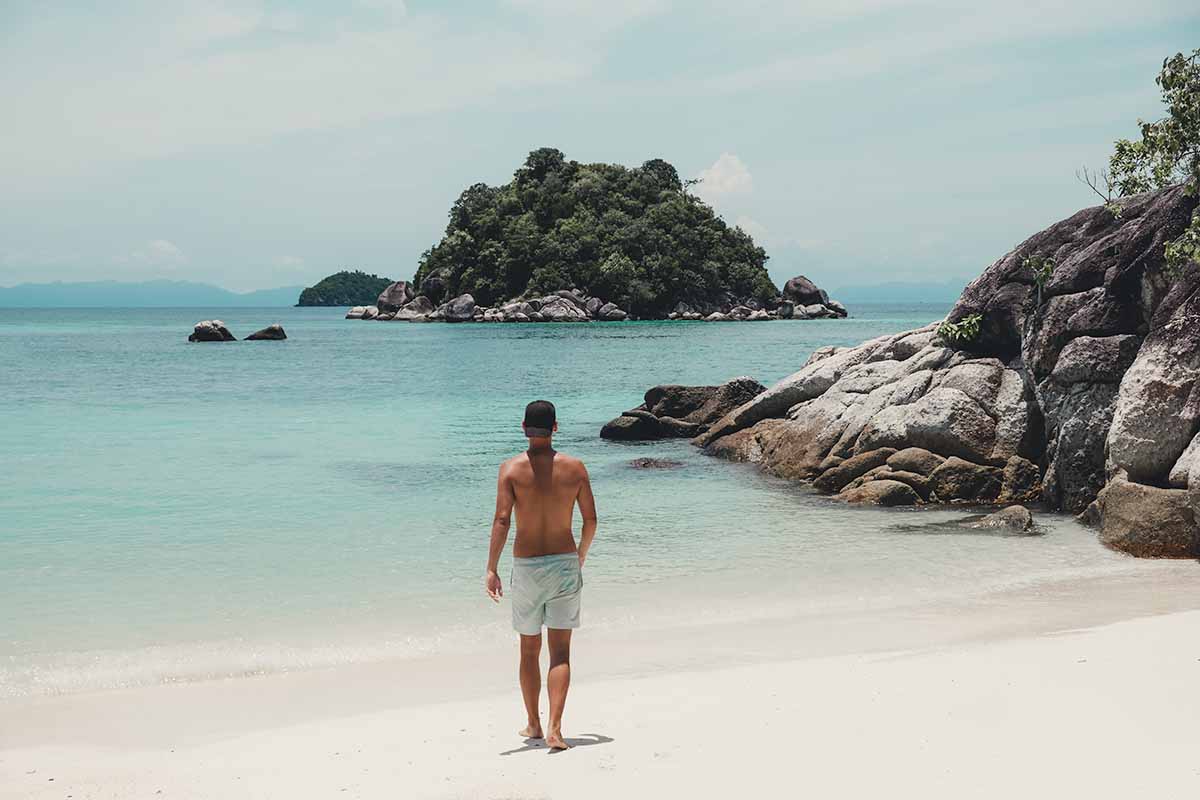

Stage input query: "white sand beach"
[{"left": 4, "top": 565, "right": 1199, "bottom": 800}]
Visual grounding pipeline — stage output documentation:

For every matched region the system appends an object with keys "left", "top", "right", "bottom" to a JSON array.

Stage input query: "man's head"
[{"left": 523, "top": 399, "right": 557, "bottom": 439}]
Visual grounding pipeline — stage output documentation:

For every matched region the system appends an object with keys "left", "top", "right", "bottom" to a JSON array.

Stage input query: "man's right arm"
[
  {"left": 485, "top": 463, "right": 515, "bottom": 602},
  {"left": 575, "top": 463, "right": 597, "bottom": 568}
]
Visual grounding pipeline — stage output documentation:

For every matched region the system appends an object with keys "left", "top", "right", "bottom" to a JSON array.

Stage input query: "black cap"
[{"left": 523, "top": 400, "right": 556, "bottom": 437}]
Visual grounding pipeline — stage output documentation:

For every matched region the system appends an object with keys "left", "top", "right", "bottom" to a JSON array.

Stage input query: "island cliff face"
[{"left": 692, "top": 184, "right": 1200, "bottom": 558}]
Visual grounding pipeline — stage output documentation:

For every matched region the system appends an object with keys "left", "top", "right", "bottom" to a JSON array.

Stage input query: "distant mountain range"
[
  {"left": 0, "top": 280, "right": 305, "bottom": 308},
  {"left": 830, "top": 278, "right": 970, "bottom": 304}
]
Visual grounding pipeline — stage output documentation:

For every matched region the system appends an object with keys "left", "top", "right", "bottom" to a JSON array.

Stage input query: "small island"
[
  {"left": 296, "top": 270, "right": 393, "bottom": 307},
  {"left": 301, "top": 149, "right": 848, "bottom": 322}
]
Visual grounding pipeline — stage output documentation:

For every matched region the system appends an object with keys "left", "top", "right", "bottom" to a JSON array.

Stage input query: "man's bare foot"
[
  {"left": 545, "top": 730, "right": 570, "bottom": 751},
  {"left": 519, "top": 724, "right": 543, "bottom": 740}
]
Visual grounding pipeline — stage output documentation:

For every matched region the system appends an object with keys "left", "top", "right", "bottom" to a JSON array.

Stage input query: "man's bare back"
[
  {"left": 503, "top": 449, "right": 594, "bottom": 558},
  {"left": 484, "top": 400, "right": 597, "bottom": 751}
]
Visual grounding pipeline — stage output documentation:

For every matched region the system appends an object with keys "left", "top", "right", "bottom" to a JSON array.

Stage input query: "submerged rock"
[
  {"left": 629, "top": 457, "right": 685, "bottom": 469},
  {"left": 962, "top": 505, "right": 1035, "bottom": 533}
]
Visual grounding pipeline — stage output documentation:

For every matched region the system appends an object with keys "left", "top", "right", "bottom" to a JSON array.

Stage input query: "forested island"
[
  {"left": 298, "top": 149, "right": 848, "bottom": 322},
  {"left": 296, "top": 270, "right": 392, "bottom": 307}
]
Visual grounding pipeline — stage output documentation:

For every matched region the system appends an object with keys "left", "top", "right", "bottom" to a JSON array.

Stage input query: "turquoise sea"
[{"left": 0, "top": 305, "right": 1171, "bottom": 697}]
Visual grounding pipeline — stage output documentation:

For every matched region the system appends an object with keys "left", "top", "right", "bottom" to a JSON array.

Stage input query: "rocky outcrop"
[
  {"left": 188, "top": 320, "right": 236, "bottom": 342},
  {"left": 684, "top": 185, "right": 1200, "bottom": 557},
  {"left": 601, "top": 378, "right": 766, "bottom": 441},
  {"left": 245, "top": 324, "right": 287, "bottom": 340}
]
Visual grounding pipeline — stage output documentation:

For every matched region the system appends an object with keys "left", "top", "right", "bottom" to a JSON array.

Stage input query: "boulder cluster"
[
  {"left": 602, "top": 184, "right": 1200, "bottom": 559},
  {"left": 188, "top": 321, "right": 286, "bottom": 342},
  {"left": 345, "top": 274, "right": 846, "bottom": 323},
  {"left": 346, "top": 283, "right": 629, "bottom": 323},
  {"left": 669, "top": 275, "right": 847, "bottom": 322}
]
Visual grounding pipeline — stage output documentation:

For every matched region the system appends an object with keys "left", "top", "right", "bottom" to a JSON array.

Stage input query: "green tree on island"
[
  {"left": 413, "top": 148, "right": 776, "bottom": 316},
  {"left": 1107, "top": 48, "right": 1200, "bottom": 274}
]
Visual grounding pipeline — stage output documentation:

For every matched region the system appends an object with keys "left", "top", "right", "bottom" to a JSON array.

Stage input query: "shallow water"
[{"left": 0, "top": 305, "right": 1186, "bottom": 696}]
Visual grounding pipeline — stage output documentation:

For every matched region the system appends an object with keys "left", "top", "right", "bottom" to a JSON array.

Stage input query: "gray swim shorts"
[{"left": 510, "top": 552, "right": 583, "bottom": 635}]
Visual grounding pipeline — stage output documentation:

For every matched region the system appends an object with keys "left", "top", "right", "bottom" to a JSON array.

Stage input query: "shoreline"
[{"left": 3, "top": 559, "right": 1198, "bottom": 797}]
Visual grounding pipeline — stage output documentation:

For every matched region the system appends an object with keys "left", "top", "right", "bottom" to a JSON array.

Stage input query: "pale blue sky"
[{"left": 1, "top": 1, "right": 1197, "bottom": 291}]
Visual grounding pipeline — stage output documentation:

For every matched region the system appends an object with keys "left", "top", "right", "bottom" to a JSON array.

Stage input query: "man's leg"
[
  {"left": 545, "top": 628, "right": 572, "bottom": 750},
  {"left": 519, "top": 633, "right": 543, "bottom": 738}
]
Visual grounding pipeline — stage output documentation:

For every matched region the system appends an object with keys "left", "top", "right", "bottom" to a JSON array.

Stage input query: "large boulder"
[
  {"left": 393, "top": 295, "right": 434, "bottom": 321},
  {"left": 836, "top": 479, "right": 921, "bottom": 506},
  {"left": 245, "top": 324, "right": 286, "bottom": 341},
  {"left": 1097, "top": 476, "right": 1199, "bottom": 558},
  {"left": 376, "top": 281, "right": 415, "bottom": 312},
  {"left": 782, "top": 275, "right": 826, "bottom": 306},
  {"left": 813, "top": 448, "right": 897, "bottom": 494},
  {"left": 600, "top": 411, "right": 661, "bottom": 440},
  {"left": 540, "top": 297, "right": 589, "bottom": 322},
  {"left": 597, "top": 302, "right": 628, "bottom": 321},
  {"left": 189, "top": 320, "right": 236, "bottom": 342},
  {"left": 1106, "top": 292, "right": 1200, "bottom": 485},
  {"left": 441, "top": 294, "right": 476, "bottom": 323},
  {"left": 928, "top": 457, "right": 1003, "bottom": 503},
  {"left": 886, "top": 447, "right": 945, "bottom": 476},
  {"left": 345, "top": 306, "right": 367, "bottom": 320}
]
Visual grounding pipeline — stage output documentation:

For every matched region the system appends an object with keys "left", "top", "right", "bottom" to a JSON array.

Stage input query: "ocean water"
[{"left": 0, "top": 305, "right": 1185, "bottom": 697}]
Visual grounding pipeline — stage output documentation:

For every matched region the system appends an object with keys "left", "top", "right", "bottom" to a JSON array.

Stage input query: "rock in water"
[
  {"left": 600, "top": 412, "right": 662, "bottom": 440},
  {"left": 602, "top": 378, "right": 767, "bottom": 441},
  {"left": 245, "top": 324, "right": 287, "bottom": 340},
  {"left": 345, "top": 306, "right": 366, "bottom": 320},
  {"left": 189, "top": 320, "right": 236, "bottom": 342},
  {"left": 962, "top": 505, "right": 1035, "bottom": 533}
]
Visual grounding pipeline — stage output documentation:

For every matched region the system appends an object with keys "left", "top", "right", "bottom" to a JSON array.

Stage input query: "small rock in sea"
[
  {"left": 188, "top": 320, "right": 236, "bottom": 342},
  {"left": 961, "top": 505, "right": 1035, "bottom": 533},
  {"left": 629, "top": 457, "right": 684, "bottom": 469},
  {"left": 245, "top": 324, "right": 287, "bottom": 340}
]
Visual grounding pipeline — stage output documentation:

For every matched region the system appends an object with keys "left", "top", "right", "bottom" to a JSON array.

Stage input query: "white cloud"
[
  {"left": 120, "top": 239, "right": 187, "bottom": 268},
  {"left": 0, "top": 7, "right": 588, "bottom": 182},
  {"left": 694, "top": 154, "right": 753, "bottom": 203},
  {"left": 734, "top": 216, "right": 768, "bottom": 242}
]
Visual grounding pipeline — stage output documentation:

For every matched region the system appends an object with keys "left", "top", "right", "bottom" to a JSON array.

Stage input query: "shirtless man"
[{"left": 485, "top": 400, "right": 597, "bottom": 751}]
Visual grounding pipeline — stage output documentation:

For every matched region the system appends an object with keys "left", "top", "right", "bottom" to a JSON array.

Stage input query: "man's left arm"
[{"left": 575, "top": 463, "right": 597, "bottom": 568}]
